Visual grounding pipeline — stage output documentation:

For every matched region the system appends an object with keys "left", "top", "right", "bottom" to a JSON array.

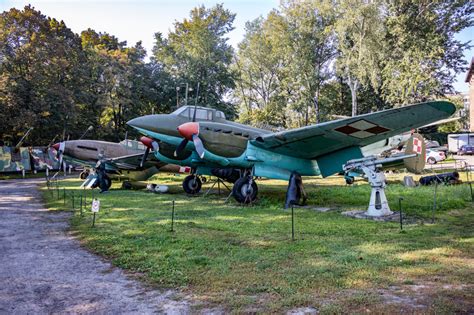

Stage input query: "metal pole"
[
  {"left": 398, "top": 197, "right": 404, "bottom": 230},
  {"left": 185, "top": 83, "right": 189, "bottom": 105},
  {"left": 432, "top": 182, "right": 438, "bottom": 223},
  {"left": 176, "top": 87, "right": 179, "bottom": 108},
  {"left": 171, "top": 200, "right": 175, "bottom": 232},
  {"left": 92, "top": 212, "right": 96, "bottom": 228},
  {"left": 63, "top": 188, "right": 66, "bottom": 205},
  {"left": 80, "top": 192, "right": 83, "bottom": 217},
  {"left": 72, "top": 191, "right": 75, "bottom": 210},
  {"left": 291, "top": 206, "right": 295, "bottom": 241},
  {"left": 57, "top": 182, "right": 60, "bottom": 200},
  {"left": 469, "top": 182, "right": 473, "bottom": 202}
]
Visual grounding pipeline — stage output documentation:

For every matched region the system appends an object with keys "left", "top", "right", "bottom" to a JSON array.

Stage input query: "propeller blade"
[
  {"left": 174, "top": 138, "right": 189, "bottom": 157},
  {"left": 152, "top": 141, "right": 159, "bottom": 151},
  {"left": 140, "top": 148, "right": 150, "bottom": 168},
  {"left": 192, "top": 134, "right": 205, "bottom": 159}
]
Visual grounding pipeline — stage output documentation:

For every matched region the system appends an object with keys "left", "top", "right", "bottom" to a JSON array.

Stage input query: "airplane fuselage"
[{"left": 128, "top": 106, "right": 413, "bottom": 181}]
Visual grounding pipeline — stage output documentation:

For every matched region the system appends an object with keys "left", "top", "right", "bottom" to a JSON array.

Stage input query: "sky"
[{"left": 1, "top": 0, "right": 473, "bottom": 93}]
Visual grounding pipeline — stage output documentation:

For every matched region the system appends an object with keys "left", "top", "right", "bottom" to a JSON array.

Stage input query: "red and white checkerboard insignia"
[
  {"left": 413, "top": 138, "right": 422, "bottom": 154},
  {"left": 334, "top": 119, "right": 390, "bottom": 139},
  {"left": 179, "top": 166, "right": 191, "bottom": 173}
]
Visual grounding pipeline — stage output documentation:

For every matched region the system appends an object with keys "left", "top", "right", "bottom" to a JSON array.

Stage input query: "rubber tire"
[
  {"left": 122, "top": 181, "right": 133, "bottom": 190},
  {"left": 183, "top": 175, "right": 202, "bottom": 194},
  {"left": 427, "top": 157, "right": 437, "bottom": 165},
  {"left": 232, "top": 176, "right": 258, "bottom": 204},
  {"left": 345, "top": 176, "right": 355, "bottom": 185},
  {"left": 80, "top": 171, "right": 89, "bottom": 180}
]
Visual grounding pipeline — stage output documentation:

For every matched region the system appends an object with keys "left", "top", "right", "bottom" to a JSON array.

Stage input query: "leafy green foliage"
[
  {"left": 1, "top": 1, "right": 472, "bottom": 143},
  {"left": 0, "top": 5, "right": 88, "bottom": 144},
  {"left": 152, "top": 4, "right": 237, "bottom": 118}
]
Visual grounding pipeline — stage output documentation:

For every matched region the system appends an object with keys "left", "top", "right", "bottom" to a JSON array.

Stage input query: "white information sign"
[{"left": 91, "top": 199, "right": 100, "bottom": 213}]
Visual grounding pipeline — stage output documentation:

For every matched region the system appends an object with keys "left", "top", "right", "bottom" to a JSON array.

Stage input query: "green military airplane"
[
  {"left": 127, "top": 101, "right": 455, "bottom": 206},
  {"left": 53, "top": 139, "right": 188, "bottom": 188}
]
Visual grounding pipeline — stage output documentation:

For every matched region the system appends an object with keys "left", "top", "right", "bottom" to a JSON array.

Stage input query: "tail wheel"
[
  {"left": 345, "top": 176, "right": 355, "bottom": 185},
  {"left": 232, "top": 176, "right": 258, "bottom": 204},
  {"left": 104, "top": 176, "right": 112, "bottom": 189},
  {"left": 183, "top": 175, "right": 202, "bottom": 194},
  {"left": 80, "top": 171, "right": 89, "bottom": 180},
  {"left": 122, "top": 181, "right": 132, "bottom": 190}
]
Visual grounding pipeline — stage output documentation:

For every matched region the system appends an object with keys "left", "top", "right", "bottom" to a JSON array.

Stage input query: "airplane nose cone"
[
  {"left": 52, "top": 143, "right": 60, "bottom": 150},
  {"left": 177, "top": 122, "right": 199, "bottom": 140},
  {"left": 127, "top": 116, "right": 148, "bottom": 129}
]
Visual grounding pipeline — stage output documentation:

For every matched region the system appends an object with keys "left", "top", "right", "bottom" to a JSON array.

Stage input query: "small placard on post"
[{"left": 92, "top": 198, "right": 100, "bottom": 213}]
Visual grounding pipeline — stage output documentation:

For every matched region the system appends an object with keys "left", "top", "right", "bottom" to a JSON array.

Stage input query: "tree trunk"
[
  {"left": 347, "top": 76, "right": 359, "bottom": 117},
  {"left": 313, "top": 85, "right": 321, "bottom": 124}
]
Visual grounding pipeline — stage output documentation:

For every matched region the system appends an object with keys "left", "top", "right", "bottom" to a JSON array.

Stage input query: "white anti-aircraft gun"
[{"left": 343, "top": 134, "right": 425, "bottom": 217}]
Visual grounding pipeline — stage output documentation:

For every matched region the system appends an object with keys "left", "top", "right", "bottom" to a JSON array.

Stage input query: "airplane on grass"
[
  {"left": 53, "top": 139, "right": 189, "bottom": 190},
  {"left": 127, "top": 101, "right": 455, "bottom": 214}
]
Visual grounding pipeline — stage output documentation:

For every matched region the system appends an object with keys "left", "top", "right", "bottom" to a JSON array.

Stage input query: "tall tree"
[
  {"left": 0, "top": 5, "right": 88, "bottom": 144},
  {"left": 382, "top": 0, "right": 474, "bottom": 105},
  {"left": 281, "top": 0, "right": 336, "bottom": 124},
  {"left": 334, "top": 0, "right": 385, "bottom": 116},
  {"left": 152, "top": 4, "right": 236, "bottom": 117},
  {"left": 233, "top": 13, "right": 290, "bottom": 127}
]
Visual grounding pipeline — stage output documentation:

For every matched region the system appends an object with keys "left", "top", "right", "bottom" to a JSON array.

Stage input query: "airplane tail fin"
[{"left": 403, "top": 133, "right": 426, "bottom": 174}]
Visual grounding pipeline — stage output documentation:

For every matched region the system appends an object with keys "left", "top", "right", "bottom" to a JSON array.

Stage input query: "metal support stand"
[{"left": 204, "top": 178, "right": 231, "bottom": 196}]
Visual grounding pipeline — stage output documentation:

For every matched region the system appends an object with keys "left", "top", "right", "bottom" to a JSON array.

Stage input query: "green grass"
[
  {"left": 41, "top": 173, "right": 474, "bottom": 313},
  {"left": 0, "top": 171, "right": 51, "bottom": 180}
]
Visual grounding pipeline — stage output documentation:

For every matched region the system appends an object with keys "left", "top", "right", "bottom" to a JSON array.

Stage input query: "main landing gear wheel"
[
  {"left": 79, "top": 171, "right": 89, "bottom": 180},
  {"left": 427, "top": 157, "right": 437, "bottom": 164},
  {"left": 232, "top": 176, "right": 258, "bottom": 204},
  {"left": 183, "top": 175, "right": 202, "bottom": 194}
]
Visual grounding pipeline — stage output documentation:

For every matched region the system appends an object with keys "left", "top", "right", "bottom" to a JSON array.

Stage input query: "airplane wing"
[
  {"left": 106, "top": 152, "right": 165, "bottom": 170},
  {"left": 250, "top": 101, "right": 455, "bottom": 176}
]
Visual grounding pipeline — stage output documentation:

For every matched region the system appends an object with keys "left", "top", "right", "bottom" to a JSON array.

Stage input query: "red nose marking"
[
  {"left": 140, "top": 136, "right": 154, "bottom": 149},
  {"left": 177, "top": 122, "right": 199, "bottom": 140},
  {"left": 52, "top": 143, "right": 60, "bottom": 150}
]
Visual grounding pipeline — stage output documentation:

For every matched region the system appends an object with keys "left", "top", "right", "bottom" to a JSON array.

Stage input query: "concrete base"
[
  {"left": 342, "top": 210, "right": 402, "bottom": 222},
  {"left": 290, "top": 205, "right": 333, "bottom": 212}
]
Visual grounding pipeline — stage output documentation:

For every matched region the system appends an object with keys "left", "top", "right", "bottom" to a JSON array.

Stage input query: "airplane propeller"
[
  {"left": 174, "top": 83, "right": 201, "bottom": 158},
  {"left": 175, "top": 122, "right": 205, "bottom": 158},
  {"left": 139, "top": 136, "right": 159, "bottom": 168},
  {"left": 174, "top": 138, "right": 189, "bottom": 157}
]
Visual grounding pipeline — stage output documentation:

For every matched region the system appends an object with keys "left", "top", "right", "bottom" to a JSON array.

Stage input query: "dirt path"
[{"left": 0, "top": 178, "right": 190, "bottom": 314}]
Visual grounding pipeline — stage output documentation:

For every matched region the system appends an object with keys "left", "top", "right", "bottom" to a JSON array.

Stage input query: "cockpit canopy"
[{"left": 172, "top": 106, "right": 226, "bottom": 121}]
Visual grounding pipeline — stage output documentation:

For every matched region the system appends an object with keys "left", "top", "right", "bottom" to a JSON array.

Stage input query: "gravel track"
[{"left": 0, "top": 178, "right": 190, "bottom": 314}]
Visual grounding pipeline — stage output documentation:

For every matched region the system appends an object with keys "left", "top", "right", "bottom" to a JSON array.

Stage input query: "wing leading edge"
[{"left": 251, "top": 101, "right": 455, "bottom": 160}]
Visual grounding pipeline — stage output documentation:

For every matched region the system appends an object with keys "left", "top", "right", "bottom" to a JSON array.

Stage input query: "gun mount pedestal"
[
  {"left": 343, "top": 155, "right": 414, "bottom": 217},
  {"left": 365, "top": 170, "right": 392, "bottom": 216}
]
